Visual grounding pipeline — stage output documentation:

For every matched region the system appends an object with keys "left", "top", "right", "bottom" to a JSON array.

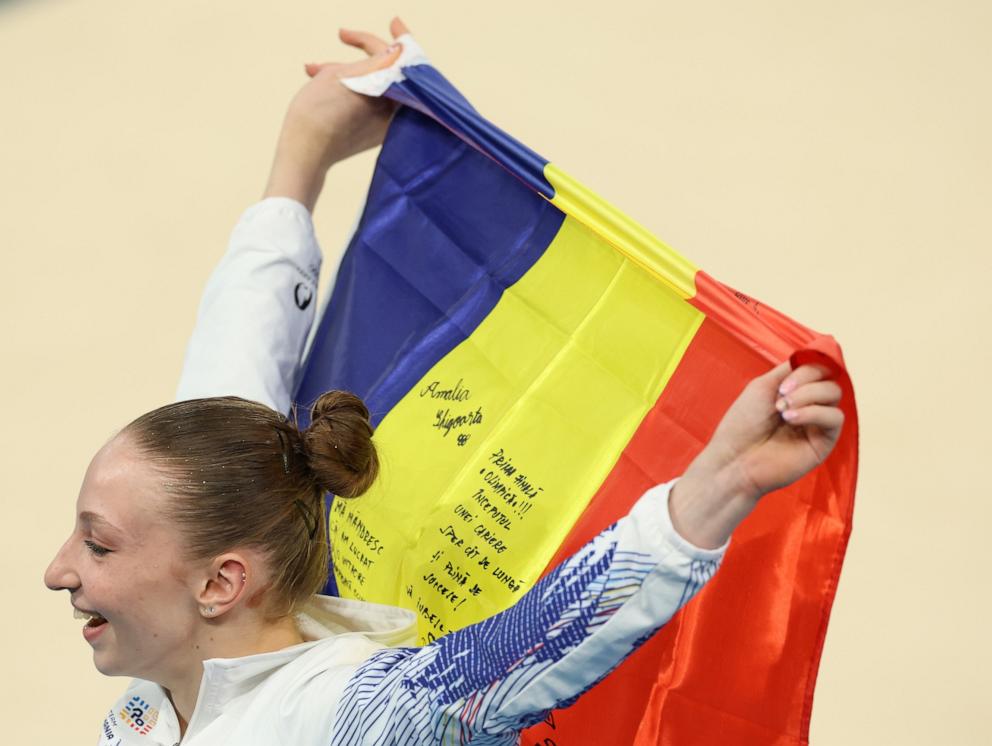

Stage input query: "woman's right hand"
[{"left": 264, "top": 17, "right": 410, "bottom": 211}]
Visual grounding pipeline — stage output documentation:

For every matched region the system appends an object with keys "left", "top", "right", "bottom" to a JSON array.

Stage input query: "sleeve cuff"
[
  {"left": 629, "top": 479, "right": 730, "bottom": 562},
  {"left": 241, "top": 195, "right": 312, "bottom": 222}
]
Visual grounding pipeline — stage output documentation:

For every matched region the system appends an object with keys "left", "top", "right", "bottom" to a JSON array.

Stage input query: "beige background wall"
[{"left": 1, "top": 0, "right": 988, "bottom": 742}]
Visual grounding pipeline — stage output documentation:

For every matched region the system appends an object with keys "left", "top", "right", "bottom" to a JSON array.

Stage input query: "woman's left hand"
[
  {"left": 669, "top": 361, "right": 844, "bottom": 549},
  {"left": 701, "top": 361, "right": 844, "bottom": 500}
]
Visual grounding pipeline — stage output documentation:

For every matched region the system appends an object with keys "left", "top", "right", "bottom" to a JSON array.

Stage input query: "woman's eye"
[{"left": 84, "top": 540, "right": 111, "bottom": 557}]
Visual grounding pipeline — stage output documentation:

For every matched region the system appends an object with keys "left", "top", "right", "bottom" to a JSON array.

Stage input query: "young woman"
[{"left": 45, "top": 19, "right": 844, "bottom": 745}]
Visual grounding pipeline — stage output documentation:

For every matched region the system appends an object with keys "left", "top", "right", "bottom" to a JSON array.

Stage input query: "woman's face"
[{"left": 44, "top": 435, "right": 204, "bottom": 683}]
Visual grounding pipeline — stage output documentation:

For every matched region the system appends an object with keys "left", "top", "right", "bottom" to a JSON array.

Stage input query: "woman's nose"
[{"left": 44, "top": 537, "right": 80, "bottom": 592}]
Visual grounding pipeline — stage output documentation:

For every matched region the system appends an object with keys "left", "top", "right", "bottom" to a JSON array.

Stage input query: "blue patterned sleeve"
[{"left": 329, "top": 480, "right": 728, "bottom": 745}]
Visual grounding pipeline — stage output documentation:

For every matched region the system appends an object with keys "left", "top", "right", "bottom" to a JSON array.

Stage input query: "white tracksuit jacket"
[{"left": 97, "top": 198, "right": 728, "bottom": 745}]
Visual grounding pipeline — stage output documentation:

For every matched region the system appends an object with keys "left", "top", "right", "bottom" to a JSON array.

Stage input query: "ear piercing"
[{"left": 201, "top": 574, "right": 245, "bottom": 616}]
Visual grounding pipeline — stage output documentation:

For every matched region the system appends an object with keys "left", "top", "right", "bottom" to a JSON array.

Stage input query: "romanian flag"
[{"left": 296, "top": 39, "right": 858, "bottom": 746}]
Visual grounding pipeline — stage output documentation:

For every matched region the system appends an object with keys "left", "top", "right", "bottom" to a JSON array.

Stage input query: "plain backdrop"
[{"left": 1, "top": 0, "right": 989, "bottom": 743}]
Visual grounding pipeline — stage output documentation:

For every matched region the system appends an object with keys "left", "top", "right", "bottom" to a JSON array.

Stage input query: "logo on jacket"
[
  {"left": 294, "top": 282, "right": 313, "bottom": 310},
  {"left": 120, "top": 694, "right": 158, "bottom": 736}
]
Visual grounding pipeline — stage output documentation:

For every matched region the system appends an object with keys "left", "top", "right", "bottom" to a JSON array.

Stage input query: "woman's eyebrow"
[{"left": 78, "top": 511, "right": 124, "bottom": 538}]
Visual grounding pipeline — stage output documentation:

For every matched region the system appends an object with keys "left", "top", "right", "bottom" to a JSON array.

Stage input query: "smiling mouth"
[{"left": 74, "top": 608, "right": 108, "bottom": 628}]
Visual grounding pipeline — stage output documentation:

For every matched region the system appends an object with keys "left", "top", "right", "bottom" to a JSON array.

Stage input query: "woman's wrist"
[
  {"left": 263, "top": 151, "right": 327, "bottom": 213},
  {"left": 668, "top": 460, "right": 760, "bottom": 550}
]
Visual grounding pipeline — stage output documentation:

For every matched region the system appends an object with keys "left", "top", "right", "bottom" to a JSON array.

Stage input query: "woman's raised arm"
[{"left": 175, "top": 20, "right": 409, "bottom": 413}]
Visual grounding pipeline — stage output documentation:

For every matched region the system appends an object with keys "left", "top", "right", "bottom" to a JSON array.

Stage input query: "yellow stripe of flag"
[{"left": 330, "top": 214, "right": 704, "bottom": 642}]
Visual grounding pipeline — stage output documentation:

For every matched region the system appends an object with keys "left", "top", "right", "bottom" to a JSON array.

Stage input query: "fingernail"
[
  {"left": 779, "top": 379, "right": 796, "bottom": 396},
  {"left": 385, "top": 43, "right": 400, "bottom": 54},
  {"left": 782, "top": 409, "right": 799, "bottom": 422},
  {"left": 775, "top": 397, "right": 788, "bottom": 413}
]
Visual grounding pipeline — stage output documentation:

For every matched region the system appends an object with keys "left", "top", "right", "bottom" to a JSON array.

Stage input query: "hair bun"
[{"left": 302, "top": 390, "right": 379, "bottom": 498}]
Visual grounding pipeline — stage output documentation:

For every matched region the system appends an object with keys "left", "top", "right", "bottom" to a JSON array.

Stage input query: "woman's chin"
[
  {"left": 90, "top": 631, "right": 128, "bottom": 677},
  {"left": 92, "top": 651, "right": 126, "bottom": 677}
]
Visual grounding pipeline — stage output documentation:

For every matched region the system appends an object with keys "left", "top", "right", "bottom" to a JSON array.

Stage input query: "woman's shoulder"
[
  {"left": 260, "top": 596, "right": 419, "bottom": 737},
  {"left": 262, "top": 635, "right": 394, "bottom": 744}
]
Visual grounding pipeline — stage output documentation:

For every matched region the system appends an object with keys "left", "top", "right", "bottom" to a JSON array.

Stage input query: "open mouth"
[{"left": 74, "top": 608, "right": 109, "bottom": 640}]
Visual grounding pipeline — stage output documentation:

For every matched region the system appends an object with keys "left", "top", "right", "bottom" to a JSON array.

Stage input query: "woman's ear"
[{"left": 196, "top": 555, "right": 249, "bottom": 619}]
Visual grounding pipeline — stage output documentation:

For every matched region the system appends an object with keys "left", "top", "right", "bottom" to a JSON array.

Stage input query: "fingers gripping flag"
[{"left": 295, "top": 36, "right": 858, "bottom": 746}]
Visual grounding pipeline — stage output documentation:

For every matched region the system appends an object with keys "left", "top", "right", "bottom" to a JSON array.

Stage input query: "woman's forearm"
[
  {"left": 263, "top": 155, "right": 325, "bottom": 213},
  {"left": 262, "top": 122, "right": 328, "bottom": 213},
  {"left": 330, "top": 481, "right": 724, "bottom": 742}
]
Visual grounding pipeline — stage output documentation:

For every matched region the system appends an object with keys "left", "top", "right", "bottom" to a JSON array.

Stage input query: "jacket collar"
[
  {"left": 139, "top": 594, "right": 416, "bottom": 743},
  {"left": 294, "top": 592, "right": 417, "bottom": 647}
]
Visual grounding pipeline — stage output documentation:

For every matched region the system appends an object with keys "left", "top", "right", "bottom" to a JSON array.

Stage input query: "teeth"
[{"left": 74, "top": 608, "right": 99, "bottom": 621}]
